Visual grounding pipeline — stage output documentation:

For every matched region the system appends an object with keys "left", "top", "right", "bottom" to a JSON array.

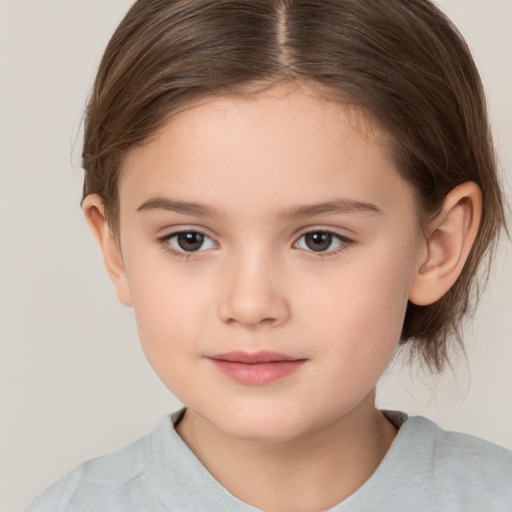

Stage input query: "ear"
[
  {"left": 82, "top": 194, "right": 133, "bottom": 307},
  {"left": 408, "top": 182, "right": 482, "bottom": 306}
]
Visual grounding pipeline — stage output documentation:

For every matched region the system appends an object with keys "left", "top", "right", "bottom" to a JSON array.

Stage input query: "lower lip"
[{"left": 210, "top": 359, "right": 306, "bottom": 385}]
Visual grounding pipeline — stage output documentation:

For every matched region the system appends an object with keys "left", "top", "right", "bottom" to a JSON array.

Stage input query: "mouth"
[{"left": 208, "top": 351, "right": 307, "bottom": 385}]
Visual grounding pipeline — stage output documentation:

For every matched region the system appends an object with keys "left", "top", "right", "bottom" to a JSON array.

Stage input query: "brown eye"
[
  {"left": 177, "top": 232, "right": 204, "bottom": 251},
  {"left": 304, "top": 232, "right": 333, "bottom": 252},
  {"left": 167, "top": 231, "right": 215, "bottom": 253},
  {"left": 295, "top": 231, "right": 349, "bottom": 254}
]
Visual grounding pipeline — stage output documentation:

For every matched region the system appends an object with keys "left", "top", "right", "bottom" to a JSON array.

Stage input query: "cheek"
[
  {"left": 300, "top": 260, "right": 413, "bottom": 411},
  {"left": 303, "top": 244, "right": 415, "bottom": 365},
  {"left": 125, "top": 259, "right": 213, "bottom": 372}
]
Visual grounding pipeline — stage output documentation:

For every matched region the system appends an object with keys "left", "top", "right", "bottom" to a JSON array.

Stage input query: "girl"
[{"left": 25, "top": 0, "right": 511, "bottom": 510}]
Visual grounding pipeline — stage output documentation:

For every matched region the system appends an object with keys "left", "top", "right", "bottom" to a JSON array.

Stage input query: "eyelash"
[{"left": 157, "top": 229, "right": 354, "bottom": 261}]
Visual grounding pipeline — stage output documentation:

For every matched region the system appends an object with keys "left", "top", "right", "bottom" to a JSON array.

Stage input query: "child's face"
[{"left": 116, "top": 83, "right": 425, "bottom": 442}]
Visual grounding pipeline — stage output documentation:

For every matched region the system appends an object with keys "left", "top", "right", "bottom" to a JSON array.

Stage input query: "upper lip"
[{"left": 209, "top": 351, "right": 304, "bottom": 364}]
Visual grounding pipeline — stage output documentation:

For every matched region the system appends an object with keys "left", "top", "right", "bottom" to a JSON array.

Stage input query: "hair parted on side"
[{"left": 82, "top": 0, "right": 507, "bottom": 372}]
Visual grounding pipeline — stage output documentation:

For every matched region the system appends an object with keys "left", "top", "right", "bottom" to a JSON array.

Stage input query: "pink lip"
[{"left": 208, "top": 351, "right": 307, "bottom": 385}]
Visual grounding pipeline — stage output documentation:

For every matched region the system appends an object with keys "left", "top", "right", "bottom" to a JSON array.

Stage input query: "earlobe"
[
  {"left": 408, "top": 182, "right": 482, "bottom": 306},
  {"left": 82, "top": 194, "right": 133, "bottom": 307}
]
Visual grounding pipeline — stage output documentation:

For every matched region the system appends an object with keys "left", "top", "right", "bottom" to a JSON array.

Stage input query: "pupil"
[
  {"left": 305, "top": 232, "right": 332, "bottom": 252},
  {"left": 178, "top": 232, "right": 204, "bottom": 251}
]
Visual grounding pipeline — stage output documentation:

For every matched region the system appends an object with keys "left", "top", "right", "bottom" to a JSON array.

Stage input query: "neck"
[{"left": 176, "top": 392, "right": 398, "bottom": 512}]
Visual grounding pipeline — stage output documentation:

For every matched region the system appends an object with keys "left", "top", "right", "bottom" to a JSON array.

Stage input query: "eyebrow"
[
  {"left": 136, "top": 197, "right": 224, "bottom": 217},
  {"left": 136, "top": 196, "right": 382, "bottom": 218},
  {"left": 278, "top": 198, "right": 382, "bottom": 218}
]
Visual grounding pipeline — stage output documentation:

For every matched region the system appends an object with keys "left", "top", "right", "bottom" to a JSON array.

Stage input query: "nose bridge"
[{"left": 218, "top": 243, "right": 290, "bottom": 328}]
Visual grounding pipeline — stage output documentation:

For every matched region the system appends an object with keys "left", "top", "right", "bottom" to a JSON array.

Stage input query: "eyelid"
[
  {"left": 157, "top": 225, "right": 218, "bottom": 242},
  {"left": 294, "top": 226, "right": 354, "bottom": 242}
]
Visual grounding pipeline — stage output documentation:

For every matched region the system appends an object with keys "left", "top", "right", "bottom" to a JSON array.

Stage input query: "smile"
[{"left": 208, "top": 351, "right": 307, "bottom": 385}]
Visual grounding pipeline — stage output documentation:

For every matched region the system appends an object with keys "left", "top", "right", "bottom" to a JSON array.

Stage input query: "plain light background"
[{"left": 1, "top": 0, "right": 511, "bottom": 510}]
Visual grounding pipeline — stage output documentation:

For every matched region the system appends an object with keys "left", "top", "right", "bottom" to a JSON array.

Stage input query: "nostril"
[{"left": 226, "top": 316, "right": 278, "bottom": 328}]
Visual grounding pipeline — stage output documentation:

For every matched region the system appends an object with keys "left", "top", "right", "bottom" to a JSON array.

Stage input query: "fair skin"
[{"left": 84, "top": 83, "right": 481, "bottom": 512}]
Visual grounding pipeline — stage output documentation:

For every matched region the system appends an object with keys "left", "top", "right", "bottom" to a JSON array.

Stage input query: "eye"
[
  {"left": 165, "top": 231, "right": 216, "bottom": 253},
  {"left": 295, "top": 231, "right": 349, "bottom": 253}
]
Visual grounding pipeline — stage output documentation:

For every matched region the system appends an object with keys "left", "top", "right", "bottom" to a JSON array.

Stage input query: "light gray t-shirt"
[{"left": 25, "top": 408, "right": 512, "bottom": 511}]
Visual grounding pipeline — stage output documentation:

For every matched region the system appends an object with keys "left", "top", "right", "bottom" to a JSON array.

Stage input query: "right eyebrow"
[{"left": 136, "top": 196, "right": 224, "bottom": 217}]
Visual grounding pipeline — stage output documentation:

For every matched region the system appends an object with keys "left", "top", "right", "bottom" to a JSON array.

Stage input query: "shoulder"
[
  {"left": 23, "top": 420, "right": 167, "bottom": 512},
  {"left": 407, "top": 416, "right": 512, "bottom": 511}
]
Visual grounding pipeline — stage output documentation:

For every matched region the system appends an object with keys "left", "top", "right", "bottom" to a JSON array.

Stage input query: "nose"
[{"left": 217, "top": 251, "right": 291, "bottom": 329}]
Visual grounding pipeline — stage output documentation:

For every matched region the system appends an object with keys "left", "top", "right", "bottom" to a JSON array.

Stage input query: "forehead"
[{"left": 119, "top": 83, "right": 415, "bottom": 220}]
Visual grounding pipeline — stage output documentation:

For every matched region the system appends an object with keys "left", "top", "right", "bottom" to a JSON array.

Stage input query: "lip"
[{"left": 208, "top": 351, "right": 307, "bottom": 385}]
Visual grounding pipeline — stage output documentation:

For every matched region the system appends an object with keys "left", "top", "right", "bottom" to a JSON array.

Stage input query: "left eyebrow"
[{"left": 279, "top": 198, "right": 383, "bottom": 218}]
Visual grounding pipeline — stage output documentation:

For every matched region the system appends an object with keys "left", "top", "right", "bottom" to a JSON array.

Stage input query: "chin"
[{"left": 208, "top": 404, "right": 318, "bottom": 444}]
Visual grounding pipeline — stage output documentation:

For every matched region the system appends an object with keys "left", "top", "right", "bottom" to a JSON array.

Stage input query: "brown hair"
[{"left": 82, "top": 0, "right": 507, "bottom": 371}]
